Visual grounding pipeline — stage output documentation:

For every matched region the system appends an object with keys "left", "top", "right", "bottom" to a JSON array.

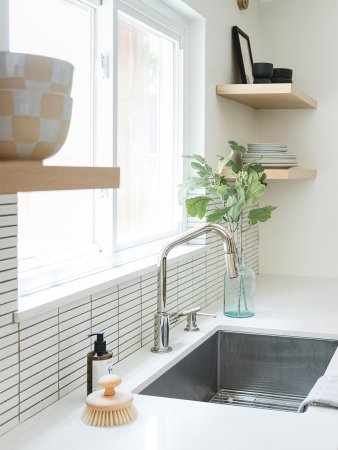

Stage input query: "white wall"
[
  {"left": 0, "top": 0, "right": 9, "bottom": 51},
  {"left": 181, "top": 0, "right": 259, "bottom": 166},
  {"left": 257, "top": 0, "right": 338, "bottom": 277}
]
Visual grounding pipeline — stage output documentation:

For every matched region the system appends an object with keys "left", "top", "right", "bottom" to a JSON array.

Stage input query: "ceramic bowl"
[
  {"left": 254, "top": 78, "right": 272, "bottom": 84},
  {"left": 0, "top": 51, "right": 74, "bottom": 94},
  {"left": 273, "top": 68, "right": 293, "bottom": 79},
  {"left": 272, "top": 77, "right": 293, "bottom": 83},
  {"left": 0, "top": 89, "right": 72, "bottom": 161},
  {"left": 252, "top": 62, "right": 273, "bottom": 79}
]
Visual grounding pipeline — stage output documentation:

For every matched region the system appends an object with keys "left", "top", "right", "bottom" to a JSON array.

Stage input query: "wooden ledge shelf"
[
  {"left": 216, "top": 84, "right": 317, "bottom": 109},
  {"left": 0, "top": 161, "right": 120, "bottom": 193},
  {"left": 264, "top": 168, "right": 317, "bottom": 180},
  {"left": 223, "top": 167, "right": 316, "bottom": 181}
]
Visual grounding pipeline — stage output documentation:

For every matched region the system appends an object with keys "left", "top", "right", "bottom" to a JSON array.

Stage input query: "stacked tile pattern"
[
  {"left": 0, "top": 194, "right": 19, "bottom": 435},
  {"left": 0, "top": 194, "right": 259, "bottom": 437}
]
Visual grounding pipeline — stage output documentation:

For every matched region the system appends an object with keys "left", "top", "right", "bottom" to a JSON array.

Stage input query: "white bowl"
[
  {"left": 0, "top": 89, "right": 72, "bottom": 161},
  {"left": 0, "top": 51, "right": 74, "bottom": 94}
]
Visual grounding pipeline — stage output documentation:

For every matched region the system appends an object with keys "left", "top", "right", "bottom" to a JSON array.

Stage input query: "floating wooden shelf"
[
  {"left": 216, "top": 83, "right": 317, "bottom": 109},
  {"left": 223, "top": 167, "right": 316, "bottom": 181},
  {"left": 0, "top": 161, "right": 120, "bottom": 193},
  {"left": 264, "top": 168, "right": 317, "bottom": 180}
]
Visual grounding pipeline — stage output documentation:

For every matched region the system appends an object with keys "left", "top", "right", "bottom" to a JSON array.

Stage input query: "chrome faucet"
[{"left": 151, "top": 223, "right": 238, "bottom": 353}]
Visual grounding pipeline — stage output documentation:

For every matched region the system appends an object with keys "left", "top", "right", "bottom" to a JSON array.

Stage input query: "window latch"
[{"left": 100, "top": 53, "right": 109, "bottom": 79}]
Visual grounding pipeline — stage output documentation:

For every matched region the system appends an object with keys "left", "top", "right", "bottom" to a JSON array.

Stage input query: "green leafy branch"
[{"left": 179, "top": 141, "right": 276, "bottom": 230}]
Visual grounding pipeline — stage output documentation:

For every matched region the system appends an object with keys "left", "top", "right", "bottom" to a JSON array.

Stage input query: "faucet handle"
[
  {"left": 171, "top": 306, "right": 216, "bottom": 331},
  {"left": 196, "top": 312, "right": 217, "bottom": 318},
  {"left": 183, "top": 307, "right": 216, "bottom": 332},
  {"left": 180, "top": 306, "right": 201, "bottom": 317},
  {"left": 169, "top": 306, "right": 200, "bottom": 326}
]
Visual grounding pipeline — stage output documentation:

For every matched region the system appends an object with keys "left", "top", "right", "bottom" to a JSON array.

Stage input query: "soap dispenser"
[{"left": 87, "top": 332, "right": 113, "bottom": 395}]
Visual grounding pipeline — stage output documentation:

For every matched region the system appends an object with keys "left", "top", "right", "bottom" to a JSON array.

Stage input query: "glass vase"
[{"left": 224, "top": 254, "right": 255, "bottom": 318}]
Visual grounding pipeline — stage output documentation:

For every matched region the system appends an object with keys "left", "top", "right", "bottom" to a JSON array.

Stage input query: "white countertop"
[{"left": 2, "top": 274, "right": 338, "bottom": 450}]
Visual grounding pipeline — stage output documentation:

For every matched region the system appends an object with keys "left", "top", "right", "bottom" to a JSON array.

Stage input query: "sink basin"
[{"left": 140, "top": 331, "right": 338, "bottom": 412}]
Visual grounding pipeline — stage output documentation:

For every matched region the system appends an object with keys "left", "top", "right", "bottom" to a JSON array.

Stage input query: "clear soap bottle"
[{"left": 87, "top": 332, "right": 113, "bottom": 395}]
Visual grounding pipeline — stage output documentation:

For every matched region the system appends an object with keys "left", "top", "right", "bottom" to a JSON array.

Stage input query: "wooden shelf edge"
[
  {"left": 223, "top": 167, "right": 317, "bottom": 181},
  {"left": 0, "top": 162, "right": 120, "bottom": 193},
  {"left": 216, "top": 83, "right": 317, "bottom": 109},
  {"left": 264, "top": 168, "right": 317, "bottom": 180}
]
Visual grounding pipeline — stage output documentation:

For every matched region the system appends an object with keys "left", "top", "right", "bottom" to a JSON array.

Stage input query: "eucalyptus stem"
[{"left": 235, "top": 215, "right": 249, "bottom": 314}]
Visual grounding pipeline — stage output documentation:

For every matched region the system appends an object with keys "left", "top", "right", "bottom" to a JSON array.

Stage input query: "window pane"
[
  {"left": 9, "top": 0, "right": 95, "bottom": 265},
  {"left": 18, "top": 190, "right": 94, "bottom": 260},
  {"left": 116, "top": 12, "right": 180, "bottom": 248}
]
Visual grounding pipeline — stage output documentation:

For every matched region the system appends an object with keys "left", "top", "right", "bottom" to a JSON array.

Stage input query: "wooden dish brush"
[{"left": 82, "top": 374, "right": 137, "bottom": 427}]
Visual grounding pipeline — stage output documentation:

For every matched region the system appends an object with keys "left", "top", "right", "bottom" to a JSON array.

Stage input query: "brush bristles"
[{"left": 81, "top": 404, "right": 137, "bottom": 427}]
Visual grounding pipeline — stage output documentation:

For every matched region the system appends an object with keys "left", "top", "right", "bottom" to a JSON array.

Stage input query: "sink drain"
[{"left": 209, "top": 388, "right": 304, "bottom": 412}]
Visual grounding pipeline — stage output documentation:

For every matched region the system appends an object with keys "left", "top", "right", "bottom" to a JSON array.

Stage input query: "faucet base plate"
[{"left": 151, "top": 346, "right": 172, "bottom": 353}]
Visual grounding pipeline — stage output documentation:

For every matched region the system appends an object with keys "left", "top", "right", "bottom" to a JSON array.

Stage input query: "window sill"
[{"left": 14, "top": 244, "right": 207, "bottom": 323}]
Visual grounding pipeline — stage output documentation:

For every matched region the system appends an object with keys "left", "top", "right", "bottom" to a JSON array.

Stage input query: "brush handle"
[
  {"left": 85, "top": 374, "right": 134, "bottom": 412},
  {"left": 99, "top": 374, "right": 122, "bottom": 396}
]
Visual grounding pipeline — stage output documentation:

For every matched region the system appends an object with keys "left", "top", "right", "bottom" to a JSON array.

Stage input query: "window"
[
  {"left": 8, "top": 0, "right": 185, "bottom": 295},
  {"left": 10, "top": 0, "right": 97, "bottom": 278},
  {"left": 115, "top": 2, "right": 182, "bottom": 249}
]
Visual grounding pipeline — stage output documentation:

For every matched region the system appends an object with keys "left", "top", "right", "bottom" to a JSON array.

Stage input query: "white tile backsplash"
[
  {"left": 0, "top": 226, "right": 17, "bottom": 239},
  {"left": 0, "top": 384, "right": 18, "bottom": 404},
  {"left": 0, "top": 237, "right": 17, "bottom": 250},
  {"left": 0, "top": 365, "right": 19, "bottom": 385},
  {"left": 0, "top": 314, "right": 16, "bottom": 327},
  {"left": 0, "top": 402, "right": 18, "bottom": 427},
  {"left": 0, "top": 195, "right": 19, "bottom": 434},
  {"left": 0, "top": 193, "right": 260, "bottom": 436},
  {"left": 19, "top": 343, "right": 59, "bottom": 372},
  {"left": 20, "top": 392, "right": 58, "bottom": 423},
  {"left": 20, "top": 354, "right": 58, "bottom": 383},
  {"left": 58, "top": 340, "right": 89, "bottom": 362},
  {"left": 0, "top": 279, "right": 17, "bottom": 294},
  {"left": 0, "top": 371, "right": 19, "bottom": 393},
  {"left": 0, "top": 417, "right": 19, "bottom": 436},
  {"left": 0, "top": 217, "right": 17, "bottom": 228},
  {"left": 20, "top": 372, "right": 59, "bottom": 403},
  {"left": 20, "top": 364, "right": 56, "bottom": 393}
]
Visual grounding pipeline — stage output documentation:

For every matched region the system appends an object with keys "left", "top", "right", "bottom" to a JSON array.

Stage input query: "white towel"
[{"left": 298, "top": 374, "right": 338, "bottom": 413}]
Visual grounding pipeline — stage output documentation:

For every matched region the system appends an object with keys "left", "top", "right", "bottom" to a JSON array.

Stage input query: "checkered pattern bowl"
[
  {"left": 0, "top": 52, "right": 74, "bottom": 94},
  {"left": 0, "top": 89, "right": 72, "bottom": 161}
]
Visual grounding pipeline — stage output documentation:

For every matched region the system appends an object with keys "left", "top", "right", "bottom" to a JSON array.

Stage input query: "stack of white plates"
[{"left": 243, "top": 143, "right": 298, "bottom": 168}]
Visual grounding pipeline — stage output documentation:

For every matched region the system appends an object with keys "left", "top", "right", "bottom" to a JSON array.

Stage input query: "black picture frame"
[{"left": 232, "top": 26, "right": 254, "bottom": 84}]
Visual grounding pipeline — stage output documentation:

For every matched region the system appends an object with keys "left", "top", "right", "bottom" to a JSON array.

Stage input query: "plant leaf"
[
  {"left": 227, "top": 191, "right": 245, "bottom": 223},
  {"left": 228, "top": 140, "right": 246, "bottom": 154},
  {"left": 244, "top": 171, "right": 266, "bottom": 204},
  {"left": 258, "top": 171, "right": 267, "bottom": 186},
  {"left": 207, "top": 207, "right": 232, "bottom": 224},
  {"left": 216, "top": 184, "right": 231, "bottom": 199},
  {"left": 190, "top": 161, "right": 213, "bottom": 177},
  {"left": 216, "top": 153, "right": 233, "bottom": 175},
  {"left": 185, "top": 196, "right": 210, "bottom": 219},
  {"left": 178, "top": 177, "right": 209, "bottom": 203},
  {"left": 226, "top": 159, "right": 242, "bottom": 173},
  {"left": 248, "top": 205, "right": 277, "bottom": 225},
  {"left": 182, "top": 154, "right": 207, "bottom": 164}
]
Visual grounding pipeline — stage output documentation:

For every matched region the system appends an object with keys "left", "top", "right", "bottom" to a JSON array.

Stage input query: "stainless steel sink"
[{"left": 140, "top": 331, "right": 338, "bottom": 412}]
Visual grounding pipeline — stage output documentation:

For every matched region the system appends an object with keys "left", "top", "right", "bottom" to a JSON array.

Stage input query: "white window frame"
[
  {"left": 9, "top": 0, "right": 101, "bottom": 295},
  {"left": 111, "top": 0, "right": 185, "bottom": 252},
  {"left": 10, "top": 0, "right": 188, "bottom": 297}
]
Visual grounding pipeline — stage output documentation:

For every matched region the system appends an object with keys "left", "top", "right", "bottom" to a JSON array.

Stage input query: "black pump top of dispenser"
[{"left": 88, "top": 332, "right": 107, "bottom": 355}]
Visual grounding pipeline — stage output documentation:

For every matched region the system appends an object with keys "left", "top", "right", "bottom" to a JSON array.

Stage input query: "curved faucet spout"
[{"left": 151, "top": 223, "right": 238, "bottom": 353}]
